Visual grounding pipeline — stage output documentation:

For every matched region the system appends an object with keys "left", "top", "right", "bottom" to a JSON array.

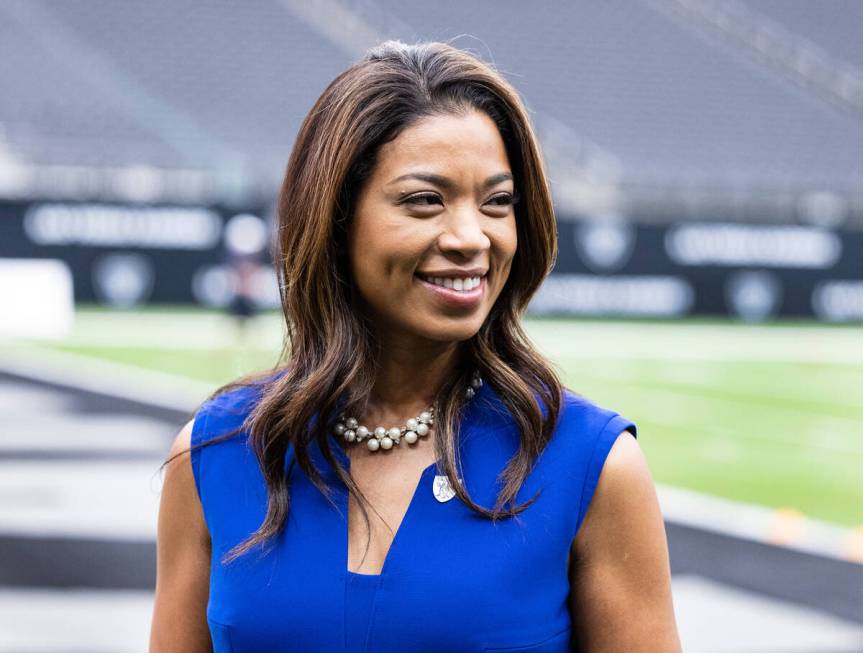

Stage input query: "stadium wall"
[{"left": 1, "top": 200, "right": 861, "bottom": 322}]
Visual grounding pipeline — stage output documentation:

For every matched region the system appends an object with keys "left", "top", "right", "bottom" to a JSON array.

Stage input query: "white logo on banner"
[
  {"left": 224, "top": 213, "right": 268, "bottom": 256},
  {"left": 725, "top": 271, "right": 782, "bottom": 321},
  {"left": 91, "top": 253, "right": 155, "bottom": 308},
  {"left": 191, "top": 264, "right": 234, "bottom": 308},
  {"left": 574, "top": 220, "right": 636, "bottom": 272},
  {"left": 812, "top": 280, "right": 863, "bottom": 321}
]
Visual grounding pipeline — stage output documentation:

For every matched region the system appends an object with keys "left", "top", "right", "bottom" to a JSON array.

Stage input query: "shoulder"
[
  {"left": 588, "top": 430, "right": 649, "bottom": 516},
  {"left": 574, "top": 426, "right": 657, "bottom": 558},
  {"left": 555, "top": 387, "right": 638, "bottom": 447},
  {"left": 568, "top": 428, "right": 680, "bottom": 649},
  {"left": 161, "top": 418, "right": 209, "bottom": 544},
  {"left": 544, "top": 388, "right": 638, "bottom": 529},
  {"left": 170, "top": 417, "right": 195, "bottom": 458},
  {"left": 191, "top": 374, "right": 278, "bottom": 446},
  {"left": 478, "top": 383, "right": 637, "bottom": 460},
  {"left": 153, "top": 419, "right": 211, "bottom": 648},
  {"left": 184, "top": 381, "right": 270, "bottom": 518}
]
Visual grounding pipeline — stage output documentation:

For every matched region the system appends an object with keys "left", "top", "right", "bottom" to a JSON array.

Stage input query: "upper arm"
[
  {"left": 149, "top": 418, "right": 213, "bottom": 653},
  {"left": 568, "top": 430, "right": 681, "bottom": 652}
]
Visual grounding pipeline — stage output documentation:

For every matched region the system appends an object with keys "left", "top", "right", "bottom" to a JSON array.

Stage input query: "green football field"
[{"left": 8, "top": 305, "right": 863, "bottom": 528}]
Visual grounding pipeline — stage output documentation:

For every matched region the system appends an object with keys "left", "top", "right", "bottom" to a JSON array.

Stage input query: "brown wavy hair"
[{"left": 164, "top": 39, "right": 564, "bottom": 566}]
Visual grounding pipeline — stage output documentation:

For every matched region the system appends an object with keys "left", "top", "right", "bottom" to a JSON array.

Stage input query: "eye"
[
  {"left": 486, "top": 191, "right": 520, "bottom": 207},
  {"left": 402, "top": 192, "right": 442, "bottom": 206},
  {"left": 400, "top": 191, "right": 520, "bottom": 209}
]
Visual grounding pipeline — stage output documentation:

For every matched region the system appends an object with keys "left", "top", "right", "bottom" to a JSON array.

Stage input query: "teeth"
[{"left": 423, "top": 275, "right": 482, "bottom": 292}]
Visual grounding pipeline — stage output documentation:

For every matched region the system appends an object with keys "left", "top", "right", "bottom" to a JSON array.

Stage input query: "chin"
[{"left": 415, "top": 318, "right": 484, "bottom": 343}]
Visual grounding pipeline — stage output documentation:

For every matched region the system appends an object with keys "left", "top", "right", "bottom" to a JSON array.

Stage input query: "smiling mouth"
[{"left": 414, "top": 273, "right": 486, "bottom": 293}]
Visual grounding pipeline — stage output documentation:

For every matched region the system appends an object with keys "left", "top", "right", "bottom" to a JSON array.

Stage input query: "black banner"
[{"left": 2, "top": 200, "right": 861, "bottom": 321}]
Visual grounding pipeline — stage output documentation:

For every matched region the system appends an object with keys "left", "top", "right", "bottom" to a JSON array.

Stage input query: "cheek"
[
  {"left": 347, "top": 232, "right": 382, "bottom": 302},
  {"left": 349, "top": 255, "right": 374, "bottom": 294},
  {"left": 491, "top": 218, "right": 518, "bottom": 266},
  {"left": 347, "top": 221, "right": 424, "bottom": 299},
  {"left": 348, "top": 214, "right": 389, "bottom": 277}
]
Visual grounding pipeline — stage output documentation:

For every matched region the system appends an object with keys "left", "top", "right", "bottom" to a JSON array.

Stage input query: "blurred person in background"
[
  {"left": 151, "top": 40, "right": 680, "bottom": 652},
  {"left": 225, "top": 252, "right": 258, "bottom": 346},
  {"left": 222, "top": 213, "right": 267, "bottom": 348}
]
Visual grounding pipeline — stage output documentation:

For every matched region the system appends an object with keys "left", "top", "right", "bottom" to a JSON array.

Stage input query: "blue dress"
[{"left": 191, "top": 377, "right": 637, "bottom": 652}]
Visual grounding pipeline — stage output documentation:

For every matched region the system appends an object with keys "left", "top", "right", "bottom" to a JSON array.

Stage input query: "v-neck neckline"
[
  {"left": 330, "top": 433, "right": 440, "bottom": 579},
  {"left": 313, "top": 380, "right": 498, "bottom": 579}
]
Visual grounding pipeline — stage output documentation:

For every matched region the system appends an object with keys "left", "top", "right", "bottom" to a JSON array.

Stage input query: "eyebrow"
[{"left": 387, "top": 171, "right": 513, "bottom": 191}]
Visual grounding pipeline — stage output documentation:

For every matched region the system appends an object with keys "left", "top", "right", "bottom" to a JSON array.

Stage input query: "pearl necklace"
[{"left": 333, "top": 371, "right": 483, "bottom": 452}]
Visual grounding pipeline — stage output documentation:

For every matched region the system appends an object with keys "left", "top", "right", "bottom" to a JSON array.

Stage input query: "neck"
[
  {"left": 371, "top": 338, "right": 461, "bottom": 412},
  {"left": 338, "top": 330, "right": 473, "bottom": 456}
]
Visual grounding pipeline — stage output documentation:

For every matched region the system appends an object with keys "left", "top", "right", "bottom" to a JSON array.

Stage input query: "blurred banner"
[
  {"left": 3, "top": 198, "right": 861, "bottom": 321},
  {"left": 0, "top": 199, "right": 276, "bottom": 310}
]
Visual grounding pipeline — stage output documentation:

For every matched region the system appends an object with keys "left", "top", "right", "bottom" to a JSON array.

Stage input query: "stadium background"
[{"left": 0, "top": 1, "right": 861, "bottom": 651}]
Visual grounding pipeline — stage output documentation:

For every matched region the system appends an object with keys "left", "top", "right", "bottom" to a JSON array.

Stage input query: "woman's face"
[{"left": 348, "top": 109, "right": 518, "bottom": 345}]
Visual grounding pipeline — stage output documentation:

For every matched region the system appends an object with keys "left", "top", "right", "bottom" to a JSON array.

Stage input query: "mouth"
[
  {"left": 414, "top": 273, "right": 485, "bottom": 292},
  {"left": 413, "top": 272, "right": 487, "bottom": 307}
]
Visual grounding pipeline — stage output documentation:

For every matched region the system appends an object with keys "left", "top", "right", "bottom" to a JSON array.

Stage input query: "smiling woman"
[
  {"left": 150, "top": 40, "right": 681, "bottom": 653},
  {"left": 349, "top": 110, "right": 517, "bottom": 341}
]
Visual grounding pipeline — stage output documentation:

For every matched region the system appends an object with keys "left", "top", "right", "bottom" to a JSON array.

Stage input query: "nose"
[{"left": 437, "top": 208, "right": 491, "bottom": 258}]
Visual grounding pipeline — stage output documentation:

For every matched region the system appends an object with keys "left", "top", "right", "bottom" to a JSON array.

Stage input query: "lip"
[
  {"left": 415, "top": 267, "right": 488, "bottom": 278},
  {"left": 414, "top": 273, "right": 486, "bottom": 308}
]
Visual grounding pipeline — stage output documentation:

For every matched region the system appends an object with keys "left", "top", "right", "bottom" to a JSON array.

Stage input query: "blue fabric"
[{"left": 191, "top": 378, "right": 637, "bottom": 652}]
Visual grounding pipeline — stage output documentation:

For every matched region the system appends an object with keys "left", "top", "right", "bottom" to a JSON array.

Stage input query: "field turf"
[{"left": 9, "top": 306, "right": 862, "bottom": 528}]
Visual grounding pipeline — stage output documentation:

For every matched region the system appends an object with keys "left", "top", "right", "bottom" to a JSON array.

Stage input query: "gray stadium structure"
[{"left": 1, "top": 0, "right": 862, "bottom": 320}]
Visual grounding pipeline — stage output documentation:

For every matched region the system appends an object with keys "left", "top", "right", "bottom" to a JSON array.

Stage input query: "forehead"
[{"left": 373, "top": 110, "right": 510, "bottom": 177}]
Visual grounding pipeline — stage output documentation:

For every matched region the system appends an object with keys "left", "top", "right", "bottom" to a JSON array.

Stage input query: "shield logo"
[{"left": 432, "top": 475, "right": 457, "bottom": 503}]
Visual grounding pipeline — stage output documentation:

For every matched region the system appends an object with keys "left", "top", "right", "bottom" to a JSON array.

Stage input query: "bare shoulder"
[
  {"left": 574, "top": 430, "right": 652, "bottom": 556},
  {"left": 149, "top": 417, "right": 212, "bottom": 652},
  {"left": 170, "top": 418, "right": 195, "bottom": 458},
  {"left": 569, "top": 430, "right": 682, "bottom": 651},
  {"left": 594, "top": 429, "right": 645, "bottom": 499},
  {"left": 160, "top": 417, "right": 208, "bottom": 544}
]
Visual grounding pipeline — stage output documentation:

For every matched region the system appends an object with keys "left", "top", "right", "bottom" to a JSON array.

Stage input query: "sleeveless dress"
[{"left": 190, "top": 377, "right": 637, "bottom": 652}]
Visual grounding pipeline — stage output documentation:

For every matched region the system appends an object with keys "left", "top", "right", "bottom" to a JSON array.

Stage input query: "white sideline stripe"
[
  {"left": 0, "top": 345, "right": 210, "bottom": 413},
  {"left": 658, "top": 484, "right": 863, "bottom": 565},
  {"left": 0, "top": 460, "right": 162, "bottom": 541},
  {"left": 671, "top": 575, "right": 863, "bottom": 651},
  {"left": 1, "top": 350, "right": 861, "bottom": 564},
  {"left": 0, "top": 588, "right": 153, "bottom": 652}
]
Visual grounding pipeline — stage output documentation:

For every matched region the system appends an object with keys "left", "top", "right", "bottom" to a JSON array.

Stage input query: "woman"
[{"left": 150, "top": 40, "right": 680, "bottom": 652}]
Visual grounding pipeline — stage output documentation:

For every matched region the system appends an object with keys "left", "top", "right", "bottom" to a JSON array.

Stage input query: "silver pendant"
[{"left": 432, "top": 475, "right": 457, "bottom": 503}]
